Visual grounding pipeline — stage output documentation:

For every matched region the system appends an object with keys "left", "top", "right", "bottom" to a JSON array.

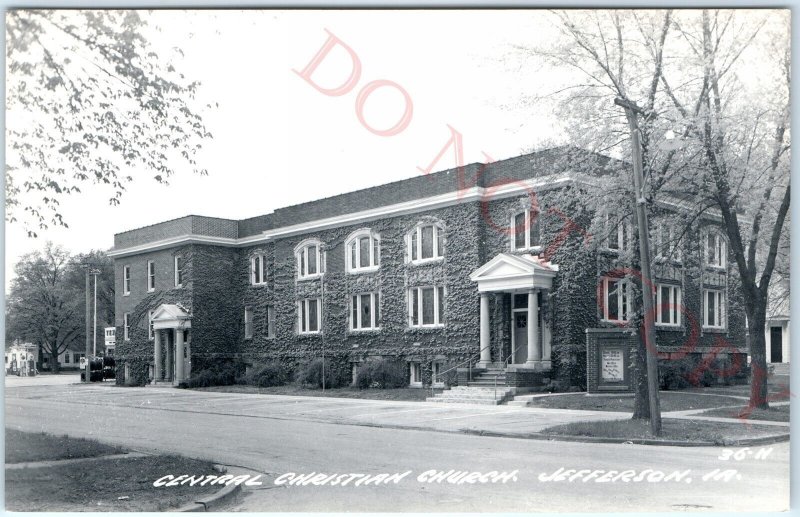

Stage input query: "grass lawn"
[
  {"left": 525, "top": 392, "right": 747, "bottom": 413},
  {"left": 195, "top": 384, "right": 443, "bottom": 401},
  {"left": 698, "top": 404, "right": 790, "bottom": 422},
  {"left": 542, "top": 418, "right": 786, "bottom": 444},
  {"left": 5, "top": 430, "right": 221, "bottom": 512},
  {"left": 6, "top": 428, "right": 125, "bottom": 464}
]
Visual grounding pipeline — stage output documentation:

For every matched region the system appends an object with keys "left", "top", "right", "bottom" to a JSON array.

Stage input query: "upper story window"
[
  {"left": 705, "top": 230, "right": 727, "bottom": 268},
  {"left": 250, "top": 254, "right": 267, "bottom": 285},
  {"left": 174, "top": 256, "right": 184, "bottom": 288},
  {"left": 653, "top": 222, "right": 682, "bottom": 262},
  {"left": 296, "top": 239, "right": 326, "bottom": 279},
  {"left": 656, "top": 283, "right": 681, "bottom": 326},
  {"left": 408, "top": 286, "right": 445, "bottom": 327},
  {"left": 123, "top": 265, "right": 131, "bottom": 295},
  {"left": 703, "top": 288, "right": 726, "bottom": 329},
  {"left": 605, "top": 212, "right": 633, "bottom": 252},
  {"left": 346, "top": 230, "right": 380, "bottom": 273},
  {"left": 511, "top": 208, "right": 541, "bottom": 251},
  {"left": 407, "top": 223, "right": 444, "bottom": 263},
  {"left": 147, "top": 261, "right": 155, "bottom": 292},
  {"left": 600, "top": 277, "right": 631, "bottom": 323}
]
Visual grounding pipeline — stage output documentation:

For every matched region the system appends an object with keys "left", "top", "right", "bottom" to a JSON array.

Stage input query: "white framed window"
[
  {"left": 147, "top": 261, "right": 155, "bottom": 292},
  {"left": 296, "top": 240, "right": 326, "bottom": 279},
  {"left": 656, "top": 284, "right": 681, "bottom": 326},
  {"left": 148, "top": 310, "right": 154, "bottom": 341},
  {"left": 267, "top": 306, "right": 276, "bottom": 338},
  {"left": 406, "top": 223, "right": 444, "bottom": 263},
  {"left": 605, "top": 212, "right": 632, "bottom": 252},
  {"left": 511, "top": 208, "right": 541, "bottom": 251},
  {"left": 250, "top": 254, "right": 267, "bottom": 285},
  {"left": 174, "top": 256, "right": 184, "bottom": 288},
  {"left": 408, "top": 286, "right": 445, "bottom": 327},
  {"left": 123, "top": 313, "right": 130, "bottom": 341},
  {"left": 298, "top": 298, "right": 321, "bottom": 334},
  {"left": 244, "top": 306, "right": 253, "bottom": 339},
  {"left": 653, "top": 223, "right": 682, "bottom": 262},
  {"left": 350, "top": 292, "right": 380, "bottom": 330},
  {"left": 345, "top": 230, "right": 380, "bottom": 273},
  {"left": 123, "top": 265, "right": 131, "bottom": 295},
  {"left": 409, "top": 362, "right": 422, "bottom": 386},
  {"left": 705, "top": 230, "right": 727, "bottom": 268},
  {"left": 703, "top": 289, "right": 726, "bottom": 329},
  {"left": 600, "top": 277, "right": 631, "bottom": 323}
]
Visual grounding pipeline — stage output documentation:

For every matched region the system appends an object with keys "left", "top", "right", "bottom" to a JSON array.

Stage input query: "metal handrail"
[
  {"left": 430, "top": 344, "right": 491, "bottom": 399},
  {"left": 494, "top": 352, "right": 515, "bottom": 400}
]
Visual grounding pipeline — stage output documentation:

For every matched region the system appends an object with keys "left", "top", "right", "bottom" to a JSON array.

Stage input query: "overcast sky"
[{"left": 5, "top": 9, "right": 571, "bottom": 286}]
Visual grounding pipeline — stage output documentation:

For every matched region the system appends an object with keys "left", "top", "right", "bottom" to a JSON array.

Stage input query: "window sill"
[
  {"left": 249, "top": 282, "right": 269, "bottom": 287},
  {"left": 702, "top": 326, "right": 727, "bottom": 333},
  {"left": 704, "top": 265, "right": 726, "bottom": 272},
  {"left": 347, "top": 266, "right": 380, "bottom": 275},
  {"left": 348, "top": 328, "right": 381, "bottom": 334},
  {"left": 655, "top": 324, "right": 683, "bottom": 331},
  {"left": 297, "top": 274, "right": 324, "bottom": 281},
  {"left": 298, "top": 332, "right": 323, "bottom": 337},
  {"left": 123, "top": 293, "right": 130, "bottom": 297},
  {"left": 511, "top": 245, "right": 543, "bottom": 254},
  {"left": 147, "top": 288, "right": 155, "bottom": 293},
  {"left": 409, "top": 382, "right": 423, "bottom": 389},
  {"left": 407, "top": 325, "right": 445, "bottom": 331},
  {"left": 407, "top": 257, "right": 444, "bottom": 266}
]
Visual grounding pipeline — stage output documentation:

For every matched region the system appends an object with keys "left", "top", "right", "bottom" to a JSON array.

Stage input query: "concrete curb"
[
  {"left": 174, "top": 465, "right": 243, "bottom": 512},
  {"left": 350, "top": 420, "right": 790, "bottom": 447},
  {"left": 461, "top": 429, "right": 792, "bottom": 447},
  {"left": 175, "top": 482, "right": 242, "bottom": 512}
]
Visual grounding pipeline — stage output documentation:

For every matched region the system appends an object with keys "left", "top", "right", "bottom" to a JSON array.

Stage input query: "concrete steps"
[{"left": 426, "top": 385, "right": 515, "bottom": 405}]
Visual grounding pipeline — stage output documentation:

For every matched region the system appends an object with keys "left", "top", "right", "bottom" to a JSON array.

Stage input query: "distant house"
[{"left": 40, "top": 346, "right": 86, "bottom": 371}]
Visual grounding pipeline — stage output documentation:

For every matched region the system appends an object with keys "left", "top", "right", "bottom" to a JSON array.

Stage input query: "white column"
[
  {"left": 479, "top": 293, "right": 491, "bottom": 366},
  {"left": 174, "top": 329, "right": 184, "bottom": 383},
  {"left": 154, "top": 329, "right": 162, "bottom": 381},
  {"left": 185, "top": 332, "right": 191, "bottom": 378},
  {"left": 165, "top": 333, "right": 173, "bottom": 382},
  {"left": 526, "top": 289, "right": 541, "bottom": 364}
]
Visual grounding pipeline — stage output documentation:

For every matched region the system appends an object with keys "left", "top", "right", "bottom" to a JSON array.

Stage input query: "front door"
[
  {"left": 770, "top": 327, "right": 783, "bottom": 363},
  {"left": 514, "top": 312, "right": 528, "bottom": 364}
]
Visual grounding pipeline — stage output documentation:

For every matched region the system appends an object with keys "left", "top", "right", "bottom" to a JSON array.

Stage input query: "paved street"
[{"left": 5, "top": 383, "right": 790, "bottom": 512}]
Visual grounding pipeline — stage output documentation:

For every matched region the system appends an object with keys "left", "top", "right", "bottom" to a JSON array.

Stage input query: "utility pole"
[
  {"left": 614, "top": 97, "right": 662, "bottom": 436},
  {"left": 83, "top": 265, "right": 91, "bottom": 383},
  {"left": 92, "top": 268, "right": 101, "bottom": 358}
]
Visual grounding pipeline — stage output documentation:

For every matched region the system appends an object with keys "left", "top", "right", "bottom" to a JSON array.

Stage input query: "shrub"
[
  {"left": 295, "top": 358, "right": 348, "bottom": 389},
  {"left": 179, "top": 361, "right": 240, "bottom": 389},
  {"left": 240, "top": 361, "right": 289, "bottom": 387},
  {"left": 355, "top": 358, "right": 407, "bottom": 389}
]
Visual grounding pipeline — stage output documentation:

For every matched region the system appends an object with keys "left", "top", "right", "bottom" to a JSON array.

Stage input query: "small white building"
[
  {"left": 5, "top": 343, "right": 38, "bottom": 375},
  {"left": 104, "top": 327, "right": 116, "bottom": 356}
]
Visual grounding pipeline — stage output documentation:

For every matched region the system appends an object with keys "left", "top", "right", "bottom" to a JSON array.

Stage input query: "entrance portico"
[
  {"left": 470, "top": 253, "right": 558, "bottom": 372},
  {"left": 151, "top": 304, "right": 192, "bottom": 386}
]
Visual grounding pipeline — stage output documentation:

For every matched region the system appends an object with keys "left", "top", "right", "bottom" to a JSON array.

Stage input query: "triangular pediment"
[
  {"left": 470, "top": 253, "right": 558, "bottom": 282},
  {"left": 152, "top": 304, "right": 191, "bottom": 321}
]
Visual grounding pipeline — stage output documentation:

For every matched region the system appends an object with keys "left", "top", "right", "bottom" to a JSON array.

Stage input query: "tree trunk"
[
  {"left": 747, "top": 311, "right": 770, "bottom": 410},
  {"left": 50, "top": 350, "right": 60, "bottom": 374}
]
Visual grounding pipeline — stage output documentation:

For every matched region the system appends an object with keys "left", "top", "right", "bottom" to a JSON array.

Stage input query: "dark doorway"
[{"left": 770, "top": 327, "right": 783, "bottom": 363}]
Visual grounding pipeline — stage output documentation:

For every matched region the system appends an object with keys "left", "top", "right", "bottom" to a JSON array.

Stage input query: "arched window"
[
  {"left": 345, "top": 230, "right": 380, "bottom": 273},
  {"left": 705, "top": 229, "right": 727, "bottom": 268},
  {"left": 511, "top": 208, "right": 541, "bottom": 251},
  {"left": 295, "top": 239, "right": 326, "bottom": 279},
  {"left": 406, "top": 222, "right": 444, "bottom": 263}
]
